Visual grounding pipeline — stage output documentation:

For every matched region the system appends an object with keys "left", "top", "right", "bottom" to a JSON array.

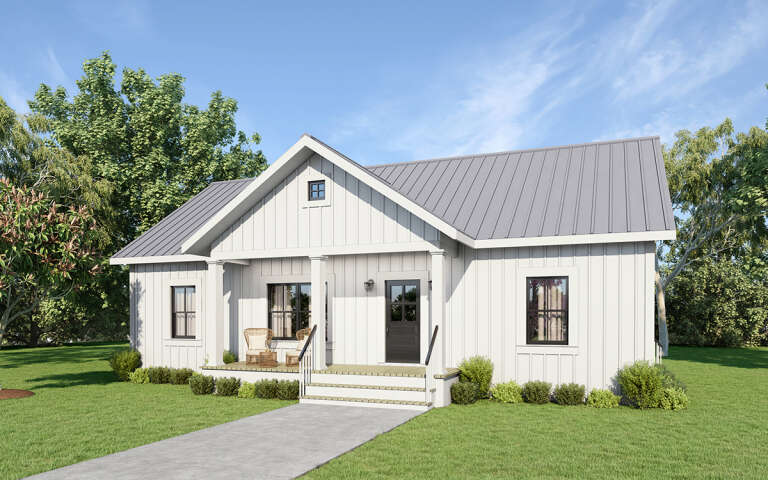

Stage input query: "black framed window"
[
  {"left": 172, "top": 286, "right": 196, "bottom": 339},
  {"left": 526, "top": 277, "right": 568, "bottom": 345},
  {"left": 268, "top": 283, "right": 311, "bottom": 339},
  {"left": 308, "top": 180, "right": 325, "bottom": 201}
]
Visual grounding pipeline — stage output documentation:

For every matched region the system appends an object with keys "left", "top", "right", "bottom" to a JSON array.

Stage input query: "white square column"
[
  {"left": 310, "top": 255, "right": 327, "bottom": 369},
  {"left": 429, "top": 250, "right": 446, "bottom": 372},
  {"left": 205, "top": 260, "right": 227, "bottom": 367}
]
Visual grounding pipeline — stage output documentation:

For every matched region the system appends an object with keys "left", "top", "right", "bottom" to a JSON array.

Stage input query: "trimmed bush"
[
  {"left": 255, "top": 379, "right": 279, "bottom": 399},
  {"left": 554, "top": 383, "right": 586, "bottom": 405},
  {"left": 451, "top": 381, "right": 478, "bottom": 405},
  {"left": 169, "top": 368, "right": 194, "bottom": 385},
  {"left": 522, "top": 381, "right": 552, "bottom": 404},
  {"left": 189, "top": 374, "right": 215, "bottom": 395},
  {"left": 216, "top": 377, "right": 241, "bottom": 396},
  {"left": 277, "top": 380, "right": 300, "bottom": 400},
  {"left": 223, "top": 350, "right": 238, "bottom": 364},
  {"left": 490, "top": 381, "right": 523, "bottom": 403},
  {"left": 659, "top": 387, "right": 689, "bottom": 410},
  {"left": 657, "top": 363, "right": 687, "bottom": 392},
  {"left": 587, "top": 388, "right": 620, "bottom": 408},
  {"left": 458, "top": 356, "right": 494, "bottom": 398},
  {"left": 147, "top": 367, "right": 171, "bottom": 384},
  {"left": 617, "top": 361, "right": 663, "bottom": 409},
  {"left": 128, "top": 368, "right": 149, "bottom": 384},
  {"left": 109, "top": 349, "right": 142, "bottom": 381},
  {"left": 238, "top": 382, "right": 256, "bottom": 399}
]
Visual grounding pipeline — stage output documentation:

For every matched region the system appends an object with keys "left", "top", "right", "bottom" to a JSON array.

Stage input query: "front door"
[{"left": 385, "top": 280, "right": 420, "bottom": 363}]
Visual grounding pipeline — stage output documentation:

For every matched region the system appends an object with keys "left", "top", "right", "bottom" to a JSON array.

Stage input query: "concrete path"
[{"left": 29, "top": 404, "right": 421, "bottom": 480}]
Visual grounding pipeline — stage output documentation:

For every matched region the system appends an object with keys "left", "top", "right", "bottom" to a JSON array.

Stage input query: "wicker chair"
[
  {"left": 285, "top": 327, "right": 311, "bottom": 366},
  {"left": 243, "top": 328, "right": 273, "bottom": 365}
]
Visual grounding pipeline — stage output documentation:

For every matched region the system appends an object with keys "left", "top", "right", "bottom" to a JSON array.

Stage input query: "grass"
[
  {"left": 306, "top": 346, "right": 768, "bottom": 479},
  {"left": 0, "top": 343, "right": 293, "bottom": 479}
]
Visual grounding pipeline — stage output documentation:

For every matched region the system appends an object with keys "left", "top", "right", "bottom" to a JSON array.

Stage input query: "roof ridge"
[{"left": 365, "top": 135, "right": 661, "bottom": 169}]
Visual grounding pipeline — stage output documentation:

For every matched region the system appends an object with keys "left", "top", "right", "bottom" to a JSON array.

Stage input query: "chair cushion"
[
  {"left": 247, "top": 349, "right": 265, "bottom": 355},
  {"left": 247, "top": 334, "right": 266, "bottom": 348}
]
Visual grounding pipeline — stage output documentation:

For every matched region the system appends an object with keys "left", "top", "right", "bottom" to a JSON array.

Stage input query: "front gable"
[{"left": 210, "top": 152, "right": 440, "bottom": 258}]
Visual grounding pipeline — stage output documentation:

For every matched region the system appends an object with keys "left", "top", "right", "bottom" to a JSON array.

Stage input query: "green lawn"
[
  {"left": 0, "top": 343, "right": 293, "bottom": 480},
  {"left": 306, "top": 346, "right": 768, "bottom": 479}
]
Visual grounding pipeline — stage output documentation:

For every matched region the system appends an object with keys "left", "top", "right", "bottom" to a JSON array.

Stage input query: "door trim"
[
  {"left": 374, "top": 270, "right": 430, "bottom": 364},
  {"left": 385, "top": 279, "right": 421, "bottom": 363}
]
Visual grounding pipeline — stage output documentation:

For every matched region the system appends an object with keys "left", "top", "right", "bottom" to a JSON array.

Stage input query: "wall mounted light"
[{"left": 363, "top": 279, "right": 375, "bottom": 291}]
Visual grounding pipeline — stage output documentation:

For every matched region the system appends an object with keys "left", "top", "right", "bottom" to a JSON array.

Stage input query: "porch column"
[
  {"left": 205, "top": 260, "right": 227, "bottom": 367},
  {"left": 310, "top": 255, "right": 328, "bottom": 369},
  {"left": 430, "top": 250, "right": 446, "bottom": 372}
]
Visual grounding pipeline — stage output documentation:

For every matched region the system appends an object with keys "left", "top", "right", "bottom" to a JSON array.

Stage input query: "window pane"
[
  {"left": 186, "top": 287, "right": 195, "bottom": 313},
  {"left": 404, "top": 284, "right": 418, "bottom": 302},
  {"left": 391, "top": 304, "right": 402, "bottom": 322},
  {"left": 404, "top": 305, "right": 417, "bottom": 322},
  {"left": 283, "top": 312, "right": 294, "bottom": 338},
  {"left": 526, "top": 277, "right": 568, "bottom": 344},
  {"left": 175, "top": 313, "right": 187, "bottom": 337},
  {"left": 272, "top": 312, "right": 285, "bottom": 337},
  {"left": 269, "top": 285, "right": 283, "bottom": 311},
  {"left": 300, "top": 284, "right": 311, "bottom": 312},
  {"left": 390, "top": 284, "right": 403, "bottom": 302},
  {"left": 298, "top": 310, "right": 310, "bottom": 331},
  {"left": 173, "top": 287, "right": 185, "bottom": 312},
  {"left": 286, "top": 284, "right": 297, "bottom": 313},
  {"left": 186, "top": 313, "right": 196, "bottom": 337}
]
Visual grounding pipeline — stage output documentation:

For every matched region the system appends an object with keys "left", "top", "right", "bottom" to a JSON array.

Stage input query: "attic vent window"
[{"left": 308, "top": 180, "right": 325, "bottom": 201}]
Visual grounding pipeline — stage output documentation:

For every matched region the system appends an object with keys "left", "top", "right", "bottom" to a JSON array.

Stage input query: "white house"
[{"left": 110, "top": 134, "right": 675, "bottom": 410}]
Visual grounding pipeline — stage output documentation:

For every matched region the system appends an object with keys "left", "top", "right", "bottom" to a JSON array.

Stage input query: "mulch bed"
[{"left": 0, "top": 389, "right": 35, "bottom": 400}]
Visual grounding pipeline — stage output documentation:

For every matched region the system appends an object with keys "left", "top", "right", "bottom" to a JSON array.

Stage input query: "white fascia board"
[
  {"left": 209, "top": 241, "right": 439, "bottom": 261},
  {"left": 109, "top": 255, "right": 210, "bottom": 265},
  {"left": 470, "top": 229, "right": 676, "bottom": 249}
]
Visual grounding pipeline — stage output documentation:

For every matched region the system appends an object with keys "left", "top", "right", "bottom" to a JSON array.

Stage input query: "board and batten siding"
[
  {"left": 228, "top": 252, "right": 432, "bottom": 365},
  {"left": 129, "top": 262, "right": 208, "bottom": 369},
  {"left": 211, "top": 153, "right": 439, "bottom": 255},
  {"left": 445, "top": 242, "right": 656, "bottom": 391}
]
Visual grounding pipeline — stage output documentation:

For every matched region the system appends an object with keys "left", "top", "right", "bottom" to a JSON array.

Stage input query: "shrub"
[
  {"left": 490, "top": 381, "right": 523, "bottom": 403},
  {"left": 223, "top": 350, "right": 238, "bottom": 364},
  {"left": 238, "top": 382, "right": 256, "bottom": 399},
  {"left": 255, "top": 379, "right": 279, "bottom": 399},
  {"left": 277, "top": 380, "right": 300, "bottom": 400},
  {"left": 189, "top": 374, "right": 215, "bottom": 395},
  {"left": 587, "top": 388, "right": 620, "bottom": 408},
  {"left": 216, "top": 377, "right": 241, "bottom": 396},
  {"left": 554, "top": 383, "right": 586, "bottom": 405},
  {"left": 109, "top": 349, "right": 142, "bottom": 381},
  {"left": 451, "top": 381, "right": 478, "bottom": 405},
  {"left": 522, "top": 381, "right": 552, "bottom": 404},
  {"left": 656, "top": 363, "right": 686, "bottom": 392},
  {"left": 170, "top": 368, "right": 194, "bottom": 385},
  {"left": 147, "top": 366, "right": 171, "bottom": 384},
  {"left": 128, "top": 368, "right": 149, "bottom": 384},
  {"left": 458, "top": 356, "right": 494, "bottom": 398},
  {"left": 617, "top": 361, "right": 663, "bottom": 409},
  {"left": 659, "top": 387, "right": 689, "bottom": 410}
]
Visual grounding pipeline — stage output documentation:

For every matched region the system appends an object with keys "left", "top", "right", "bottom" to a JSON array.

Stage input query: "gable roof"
[
  {"left": 112, "top": 178, "right": 251, "bottom": 259},
  {"left": 111, "top": 134, "right": 675, "bottom": 263},
  {"left": 367, "top": 136, "right": 675, "bottom": 241}
]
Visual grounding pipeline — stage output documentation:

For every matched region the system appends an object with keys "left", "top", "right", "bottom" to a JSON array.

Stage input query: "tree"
[
  {"left": 0, "top": 179, "right": 101, "bottom": 344},
  {"left": 658, "top": 113, "right": 768, "bottom": 353}
]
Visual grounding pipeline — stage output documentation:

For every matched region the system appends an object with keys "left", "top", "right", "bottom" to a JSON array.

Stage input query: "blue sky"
[{"left": 1, "top": 0, "right": 766, "bottom": 165}]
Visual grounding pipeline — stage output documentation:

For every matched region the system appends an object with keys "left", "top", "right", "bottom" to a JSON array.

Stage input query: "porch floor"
[
  {"left": 201, "top": 362, "right": 299, "bottom": 373},
  {"left": 201, "top": 362, "right": 459, "bottom": 378}
]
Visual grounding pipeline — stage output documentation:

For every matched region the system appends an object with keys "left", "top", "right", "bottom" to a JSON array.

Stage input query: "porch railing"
[
  {"left": 655, "top": 340, "right": 663, "bottom": 364},
  {"left": 424, "top": 325, "right": 438, "bottom": 405},
  {"left": 298, "top": 325, "right": 317, "bottom": 398}
]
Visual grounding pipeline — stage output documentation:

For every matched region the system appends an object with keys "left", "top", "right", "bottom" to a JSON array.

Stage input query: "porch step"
[
  {"left": 311, "top": 373, "right": 424, "bottom": 388},
  {"left": 306, "top": 383, "right": 426, "bottom": 402},
  {"left": 300, "top": 395, "right": 432, "bottom": 411}
]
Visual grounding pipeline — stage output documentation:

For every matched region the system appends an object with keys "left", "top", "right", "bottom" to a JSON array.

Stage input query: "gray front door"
[{"left": 385, "top": 280, "right": 420, "bottom": 363}]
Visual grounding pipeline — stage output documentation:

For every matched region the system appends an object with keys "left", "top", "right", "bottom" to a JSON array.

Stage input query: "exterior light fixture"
[{"left": 363, "top": 279, "right": 375, "bottom": 291}]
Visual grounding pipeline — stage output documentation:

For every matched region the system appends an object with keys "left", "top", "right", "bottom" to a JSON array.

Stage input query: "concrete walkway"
[{"left": 29, "top": 404, "right": 421, "bottom": 480}]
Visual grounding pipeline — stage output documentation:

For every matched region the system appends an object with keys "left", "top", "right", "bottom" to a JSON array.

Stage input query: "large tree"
[{"left": 658, "top": 112, "right": 768, "bottom": 353}]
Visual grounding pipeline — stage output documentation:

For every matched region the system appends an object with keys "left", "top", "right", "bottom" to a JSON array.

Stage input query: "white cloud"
[
  {"left": 0, "top": 72, "right": 31, "bottom": 113},
  {"left": 45, "top": 47, "right": 70, "bottom": 86}
]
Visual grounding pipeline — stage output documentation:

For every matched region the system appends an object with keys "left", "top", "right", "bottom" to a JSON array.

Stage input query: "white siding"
[
  {"left": 211, "top": 153, "right": 439, "bottom": 254},
  {"left": 130, "top": 262, "right": 208, "bottom": 370},
  {"left": 445, "top": 241, "right": 656, "bottom": 391}
]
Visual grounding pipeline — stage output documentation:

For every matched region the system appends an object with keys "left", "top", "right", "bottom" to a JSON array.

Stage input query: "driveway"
[{"left": 28, "top": 404, "right": 421, "bottom": 480}]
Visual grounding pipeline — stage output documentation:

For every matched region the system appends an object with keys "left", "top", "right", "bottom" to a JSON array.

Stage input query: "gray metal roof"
[
  {"left": 113, "top": 179, "right": 252, "bottom": 258},
  {"left": 366, "top": 136, "right": 675, "bottom": 240},
  {"left": 114, "top": 136, "right": 674, "bottom": 259}
]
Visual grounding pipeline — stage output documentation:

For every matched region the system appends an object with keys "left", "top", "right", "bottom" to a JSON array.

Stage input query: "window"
[
  {"left": 308, "top": 180, "right": 325, "bottom": 201},
  {"left": 268, "top": 283, "right": 311, "bottom": 339},
  {"left": 172, "top": 286, "right": 196, "bottom": 339},
  {"left": 526, "top": 277, "right": 568, "bottom": 345}
]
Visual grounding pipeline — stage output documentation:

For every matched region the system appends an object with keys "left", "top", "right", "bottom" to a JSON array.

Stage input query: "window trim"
[
  {"left": 163, "top": 278, "right": 202, "bottom": 346},
  {"left": 307, "top": 180, "right": 325, "bottom": 201},
  {"left": 516, "top": 266, "right": 578, "bottom": 352},
  {"left": 171, "top": 285, "right": 197, "bottom": 339},
  {"left": 525, "top": 276, "right": 568, "bottom": 345},
  {"left": 268, "top": 282, "right": 312, "bottom": 340}
]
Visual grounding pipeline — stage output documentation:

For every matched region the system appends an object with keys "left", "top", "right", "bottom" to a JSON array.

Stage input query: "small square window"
[{"left": 308, "top": 180, "right": 325, "bottom": 201}]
